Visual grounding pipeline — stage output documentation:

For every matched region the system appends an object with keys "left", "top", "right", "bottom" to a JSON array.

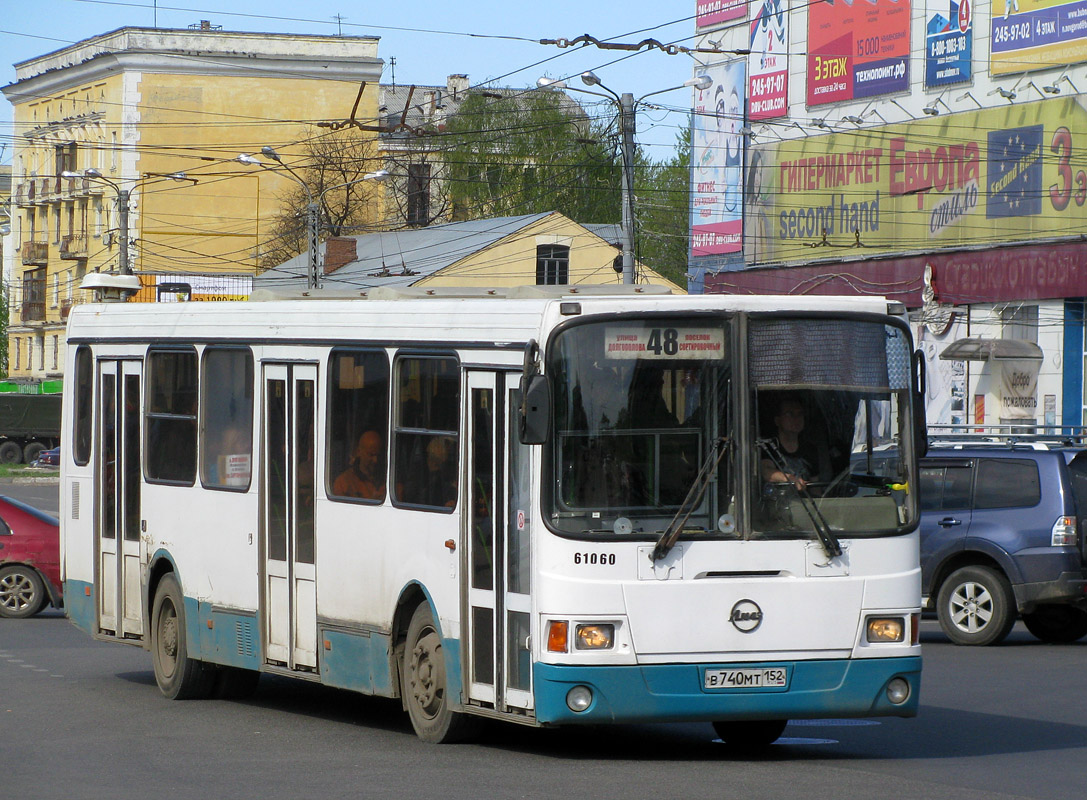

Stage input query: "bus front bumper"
[{"left": 532, "top": 656, "right": 921, "bottom": 726}]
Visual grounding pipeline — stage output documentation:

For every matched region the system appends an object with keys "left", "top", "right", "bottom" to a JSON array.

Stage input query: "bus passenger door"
[
  {"left": 96, "top": 360, "right": 143, "bottom": 639},
  {"left": 260, "top": 363, "right": 318, "bottom": 672},
  {"left": 465, "top": 372, "right": 533, "bottom": 714}
]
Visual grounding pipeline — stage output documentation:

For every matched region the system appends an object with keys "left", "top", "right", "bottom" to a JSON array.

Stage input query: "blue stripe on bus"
[
  {"left": 532, "top": 657, "right": 921, "bottom": 725},
  {"left": 63, "top": 579, "right": 96, "bottom": 633},
  {"left": 193, "top": 600, "right": 262, "bottom": 671}
]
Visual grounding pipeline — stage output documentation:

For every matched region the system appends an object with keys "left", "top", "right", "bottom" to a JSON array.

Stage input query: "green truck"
[{"left": 0, "top": 394, "right": 61, "bottom": 464}]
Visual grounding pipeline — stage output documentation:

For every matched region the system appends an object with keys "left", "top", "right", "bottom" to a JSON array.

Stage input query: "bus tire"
[
  {"left": 0, "top": 441, "right": 22, "bottom": 464},
  {"left": 712, "top": 719, "right": 788, "bottom": 748},
  {"left": 401, "top": 603, "right": 478, "bottom": 743},
  {"left": 936, "top": 565, "right": 1016, "bottom": 646},
  {"left": 151, "top": 573, "right": 215, "bottom": 700},
  {"left": 0, "top": 565, "right": 48, "bottom": 618}
]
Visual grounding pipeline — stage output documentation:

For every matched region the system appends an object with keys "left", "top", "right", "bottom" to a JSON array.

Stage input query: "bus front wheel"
[
  {"left": 401, "top": 603, "right": 478, "bottom": 743},
  {"left": 151, "top": 573, "right": 215, "bottom": 700},
  {"left": 712, "top": 719, "right": 788, "bottom": 748}
]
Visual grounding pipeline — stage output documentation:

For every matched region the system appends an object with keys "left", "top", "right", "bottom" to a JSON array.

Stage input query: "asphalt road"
[{"left": 3, "top": 478, "right": 1086, "bottom": 799}]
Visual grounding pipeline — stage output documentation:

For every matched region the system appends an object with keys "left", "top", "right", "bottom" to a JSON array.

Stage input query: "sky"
[{"left": 0, "top": 0, "right": 706, "bottom": 165}]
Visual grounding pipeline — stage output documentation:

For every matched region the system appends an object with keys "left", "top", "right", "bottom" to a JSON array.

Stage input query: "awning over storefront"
[{"left": 938, "top": 337, "right": 1044, "bottom": 362}]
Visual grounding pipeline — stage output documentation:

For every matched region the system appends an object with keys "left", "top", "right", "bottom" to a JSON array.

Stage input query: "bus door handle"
[{"left": 938, "top": 517, "right": 963, "bottom": 528}]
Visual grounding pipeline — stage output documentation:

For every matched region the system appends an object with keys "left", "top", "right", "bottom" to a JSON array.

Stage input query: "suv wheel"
[
  {"left": 936, "top": 566, "right": 1016, "bottom": 646},
  {"left": 1021, "top": 604, "right": 1087, "bottom": 643}
]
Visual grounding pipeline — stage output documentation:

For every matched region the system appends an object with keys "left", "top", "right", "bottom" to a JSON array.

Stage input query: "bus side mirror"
[
  {"left": 518, "top": 375, "right": 551, "bottom": 445},
  {"left": 913, "top": 349, "right": 928, "bottom": 458}
]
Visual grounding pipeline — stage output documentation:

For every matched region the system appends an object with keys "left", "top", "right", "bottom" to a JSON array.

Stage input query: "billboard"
[
  {"left": 926, "top": 0, "right": 974, "bottom": 87},
  {"left": 696, "top": 0, "right": 746, "bottom": 28},
  {"left": 743, "top": 97, "right": 1087, "bottom": 266},
  {"left": 691, "top": 60, "right": 746, "bottom": 257},
  {"left": 807, "top": 0, "right": 912, "bottom": 106},
  {"left": 748, "top": 0, "right": 790, "bottom": 120},
  {"left": 991, "top": 0, "right": 1087, "bottom": 76}
]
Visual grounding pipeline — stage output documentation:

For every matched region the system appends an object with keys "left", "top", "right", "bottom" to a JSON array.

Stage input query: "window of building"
[
  {"left": 536, "top": 244, "right": 570, "bottom": 285},
  {"left": 146, "top": 348, "right": 198, "bottom": 484},
  {"left": 13, "top": 338, "right": 20, "bottom": 371},
  {"left": 1001, "top": 305, "right": 1039, "bottom": 343},
  {"left": 327, "top": 349, "right": 390, "bottom": 503},
  {"left": 201, "top": 348, "right": 254, "bottom": 490},
  {"left": 51, "top": 336, "right": 59, "bottom": 371},
  {"left": 407, "top": 163, "right": 431, "bottom": 227},
  {"left": 393, "top": 355, "right": 460, "bottom": 510},
  {"left": 37, "top": 336, "right": 45, "bottom": 371}
]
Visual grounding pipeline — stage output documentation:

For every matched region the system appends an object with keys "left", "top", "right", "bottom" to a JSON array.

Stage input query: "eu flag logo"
[{"left": 986, "top": 125, "right": 1043, "bottom": 218}]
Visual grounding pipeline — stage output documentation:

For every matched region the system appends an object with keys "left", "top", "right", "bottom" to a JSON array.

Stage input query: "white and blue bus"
[{"left": 61, "top": 285, "right": 925, "bottom": 744}]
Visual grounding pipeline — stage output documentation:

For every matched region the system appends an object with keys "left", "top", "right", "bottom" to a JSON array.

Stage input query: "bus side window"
[
  {"left": 327, "top": 349, "right": 390, "bottom": 503},
  {"left": 200, "top": 348, "right": 254, "bottom": 490},
  {"left": 393, "top": 356, "right": 459, "bottom": 510},
  {"left": 146, "top": 348, "right": 198, "bottom": 485}
]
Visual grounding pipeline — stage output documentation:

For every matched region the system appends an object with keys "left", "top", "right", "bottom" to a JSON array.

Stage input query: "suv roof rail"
[{"left": 928, "top": 424, "right": 1087, "bottom": 449}]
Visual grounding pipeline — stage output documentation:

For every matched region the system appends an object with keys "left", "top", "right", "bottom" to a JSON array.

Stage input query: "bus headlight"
[
  {"left": 566, "top": 685, "right": 593, "bottom": 712},
  {"left": 866, "top": 617, "right": 905, "bottom": 643},
  {"left": 575, "top": 623, "right": 614, "bottom": 650}
]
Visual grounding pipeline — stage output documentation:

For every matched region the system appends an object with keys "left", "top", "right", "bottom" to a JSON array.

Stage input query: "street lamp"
[
  {"left": 537, "top": 72, "right": 712, "bottom": 284},
  {"left": 237, "top": 149, "right": 389, "bottom": 289},
  {"left": 60, "top": 168, "right": 197, "bottom": 277}
]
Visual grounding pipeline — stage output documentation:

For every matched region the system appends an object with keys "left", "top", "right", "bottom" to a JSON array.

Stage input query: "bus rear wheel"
[
  {"left": 712, "top": 719, "right": 788, "bottom": 748},
  {"left": 401, "top": 603, "right": 478, "bottom": 743},
  {"left": 151, "top": 573, "right": 215, "bottom": 700}
]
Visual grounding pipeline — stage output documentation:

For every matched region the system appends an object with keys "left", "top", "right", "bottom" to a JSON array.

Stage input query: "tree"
[
  {"left": 635, "top": 126, "right": 692, "bottom": 287},
  {"left": 258, "top": 128, "right": 385, "bottom": 270},
  {"left": 442, "top": 90, "right": 621, "bottom": 224}
]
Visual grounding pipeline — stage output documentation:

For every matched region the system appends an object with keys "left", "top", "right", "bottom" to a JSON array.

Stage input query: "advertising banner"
[
  {"left": 749, "top": 0, "right": 790, "bottom": 120},
  {"left": 808, "top": 0, "right": 912, "bottom": 106},
  {"left": 991, "top": 0, "right": 1087, "bottom": 76},
  {"left": 744, "top": 96, "right": 1087, "bottom": 266},
  {"left": 691, "top": 60, "right": 746, "bottom": 256},
  {"left": 697, "top": 0, "right": 747, "bottom": 28},
  {"left": 926, "top": 0, "right": 974, "bottom": 87}
]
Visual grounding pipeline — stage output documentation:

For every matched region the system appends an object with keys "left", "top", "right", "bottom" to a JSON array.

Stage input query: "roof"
[
  {"left": 256, "top": 213, "right": 555, "bottom": 290},
  {"left": 938, "top": 337, "right": 1044, "bottom": 361}
]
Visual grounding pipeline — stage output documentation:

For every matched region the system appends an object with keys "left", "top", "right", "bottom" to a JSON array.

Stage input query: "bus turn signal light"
[{"left": 547, "top": 620, "right": 569, "bottom": 653}]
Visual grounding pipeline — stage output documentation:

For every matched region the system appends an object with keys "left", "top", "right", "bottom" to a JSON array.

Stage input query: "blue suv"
[{"left": 919, "top": 445, "right": 1087, "bottom": 645}]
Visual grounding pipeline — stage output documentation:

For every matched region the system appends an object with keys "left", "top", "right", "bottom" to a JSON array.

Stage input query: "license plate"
[{"left": 704, "top": 667, "right": 788, "bottom": 689}]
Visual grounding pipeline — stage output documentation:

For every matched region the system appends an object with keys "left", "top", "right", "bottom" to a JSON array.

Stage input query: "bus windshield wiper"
[
  {"left": 651, "top": 437, "right": 729, "bottom": 561},
  {"left": 758, "top": 438, "right": 842, "bottom": 559}
]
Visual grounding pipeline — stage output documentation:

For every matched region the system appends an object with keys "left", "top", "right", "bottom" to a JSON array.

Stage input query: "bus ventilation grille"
[{"left": 235, "top": 619, "right": 256, "bottom": 658}]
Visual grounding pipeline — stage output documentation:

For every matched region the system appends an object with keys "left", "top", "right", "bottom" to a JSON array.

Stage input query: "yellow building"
[
  {"left": 2, "top": 25, "right": 382, "bottom": 385},
  {"left": 255, "top": 211, "right": 685, "bottom": 292}
]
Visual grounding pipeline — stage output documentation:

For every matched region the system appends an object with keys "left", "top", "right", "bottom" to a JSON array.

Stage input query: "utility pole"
[
  {"left": 117, "top": 189, "right": 132, "bottom": 274},
  {"left": 618, "top": 92, "right": 636, "bottom": 285}
]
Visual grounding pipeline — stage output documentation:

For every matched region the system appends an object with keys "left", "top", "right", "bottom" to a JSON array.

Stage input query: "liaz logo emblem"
[{"left": 729, "top": 599, "right": 764, "bottom": 633}]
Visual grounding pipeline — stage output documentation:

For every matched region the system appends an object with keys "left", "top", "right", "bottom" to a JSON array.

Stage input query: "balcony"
[
  {"left": 61, "top": 300, "right": 73, "bottom": 320},
  {"left": 21, "top": 240, "right": 49, "bottom": 266},
  {"left": 60, "top": 233, "right": 88, "bottom": 259},
  {"left": 14, "top": 181, "right": 33, "bottom": 207}
]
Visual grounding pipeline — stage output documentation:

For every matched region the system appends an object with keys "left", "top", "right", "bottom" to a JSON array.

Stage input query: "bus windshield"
[
  {"left": 548, "top": 317, "right": 732, "bottom": 535},
  {"left": 547, "top": 315, "right": 918, "bottom": 540}
]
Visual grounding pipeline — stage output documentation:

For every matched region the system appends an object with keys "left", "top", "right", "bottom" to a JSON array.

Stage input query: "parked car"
[
  {"left": 31, "top": 446, "right": 60, "bottom": 468},
  {"left": 919, "top": 445, "right": 1087, "bottom": 645},
  {"left": 0, "top": 496, "right": 61, "bottom": 618}
]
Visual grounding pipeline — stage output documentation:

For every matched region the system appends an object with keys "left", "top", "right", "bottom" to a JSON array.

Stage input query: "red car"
[{"left": 0, "top": 496, "right": 61, "bottom": 618}]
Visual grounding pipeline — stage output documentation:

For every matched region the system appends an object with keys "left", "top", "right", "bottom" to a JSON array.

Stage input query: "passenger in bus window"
[
  {"left": 405, "top": 435, "right": 457, "bottom": 508},
  {"left": 332, "top": 430, "right": 386, "bottom": 501}
]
